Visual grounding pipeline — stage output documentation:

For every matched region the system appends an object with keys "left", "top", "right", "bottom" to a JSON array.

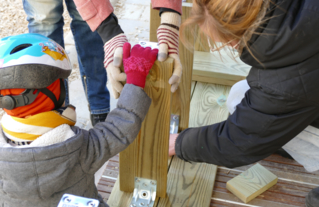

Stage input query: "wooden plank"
[
  {"left": 107, "top": 178, "right": 133, "bottom": 207},
  {"left": 192, "top": 51, "right": 250, "bottom": 85},
  {"left": 171, "top": 4, "right": 193, "bottom": 133},
  {"left": 136, "top": 58, "right": 174, "bottom": 198},
  {"left": 212, "top": 191, "right": 301, "bottom": 207},
  {"left": 189, "top": 82, "right": 231, "bottom": 128},
  {"left": 117, "top": 58, "right": 174, "bottom": 198},
  {"left": 150, "top": 3, "right": 193, "bottom": 132},
  {"left": 149, "top": 4, "right": 160, "bottom": 42},
  {"left": 226, "top": 163, "right": 278, "bottom": 203},
  {"left": 157, "top": 157, "right": 217, "bottom": 207},
  {"left": 157, "top": 83, "right": 231, "bottom": 207},
  {"left": 119, "top": 133, "right": 139, "bottom": 192},
  {"left": 192, "top": 74, "right": 244, "bottom": 86},
  {"left": 101, "top": 152, "right": 316, "bottom": 207}
]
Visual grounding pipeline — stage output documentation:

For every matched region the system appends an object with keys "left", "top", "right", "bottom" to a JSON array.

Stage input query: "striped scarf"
[{"left": 1, "top": 106, "right": 76, "bottom": 145}]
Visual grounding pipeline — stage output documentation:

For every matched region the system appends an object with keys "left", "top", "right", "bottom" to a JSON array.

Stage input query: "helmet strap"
[
  {"left": 39, "top": 79, "right": 65, "bottom": 110},
  {"left": 0, "top": 89, "right": 40, "bottom": 110},
  {"left": 0, "top": 79, "right": 66, "bottom": 110}
]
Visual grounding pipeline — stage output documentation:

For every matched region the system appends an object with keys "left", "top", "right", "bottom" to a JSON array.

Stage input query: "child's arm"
[{"left": 80, "top": 43, "right": 158, "bottom": 173}]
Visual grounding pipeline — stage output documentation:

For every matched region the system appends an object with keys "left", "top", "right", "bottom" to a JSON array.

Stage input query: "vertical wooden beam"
[
  {"left": 117, "top": 58, "right": 174, "bottom": 197},
  {"left": 149, "top": 6, "right": 160, "bottom": 42},
  {"left": 150, "top": 3, "right": 194, "bottom": 132},
  {"left": 136, "top": 59, "right": 174, "bottom": 198},
  {"left": 173, "top": 4, "right": 193, "bottom": 132},
  {"left": 119, "top": 133, "right": 139, "bottom": 192}
]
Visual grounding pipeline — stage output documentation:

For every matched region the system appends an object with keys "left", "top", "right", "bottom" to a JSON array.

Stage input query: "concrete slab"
[
  {"left": 119, "top": 19, "right": 149, "bottom": 44},
  {"left": 125, "top": 0, "right": 150, "bottom": 6}
]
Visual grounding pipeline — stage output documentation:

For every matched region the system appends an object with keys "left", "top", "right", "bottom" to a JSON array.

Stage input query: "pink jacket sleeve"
[
  {"left": 73, "top": 0, "right": 183, "bottom": 32},
  {"left": 151, "top": 0, "right": 182, "bottom": 15},
  {"left": 73, "top": 0, "right": 114, "bottom": 31}
]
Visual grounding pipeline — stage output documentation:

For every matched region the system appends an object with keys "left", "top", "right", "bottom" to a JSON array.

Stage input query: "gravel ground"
[{"left": 0, "top": 0, "right": 72, "bottom": 38}]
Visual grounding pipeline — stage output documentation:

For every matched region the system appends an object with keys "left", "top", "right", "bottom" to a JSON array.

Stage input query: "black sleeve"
[
  {"left": 175, "top": 87, "right": 319, "bottom": 168},
  {"left": 159, "top": 8, "right": 181, "bottom": 16},
  {"left": 96, "top": 13, "right": 124, "bottom": 44}
]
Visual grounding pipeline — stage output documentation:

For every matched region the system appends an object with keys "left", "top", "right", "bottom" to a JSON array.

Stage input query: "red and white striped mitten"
[
  {"left": 103, "top": 33, "right": 128, "bottom": 99},
  {"left": 157, "top": 12, "right": 182, "bottom": 93}
]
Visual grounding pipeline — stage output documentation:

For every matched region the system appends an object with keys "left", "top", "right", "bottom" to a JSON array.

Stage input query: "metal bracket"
[
  {"left": 170, "top": 114, "right": 180, "bottom": 134},
  {"left": 130, "top": 177, "right": 157, "bottom": 207},
  {"left": 139, "top": 41, "right": 159, "bottom": 50}
]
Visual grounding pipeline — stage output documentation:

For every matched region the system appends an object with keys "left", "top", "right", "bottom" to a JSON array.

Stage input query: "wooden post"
[
  {"left": 118, "top": 58, "right": 174, "bottom": 197},
  {"left": 150, "top": 3, "right": 193, "bottom": 132}
]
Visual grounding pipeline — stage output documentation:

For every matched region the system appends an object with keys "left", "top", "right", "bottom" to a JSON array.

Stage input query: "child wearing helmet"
[{"left": 0, "top": 33, "right": 158, "bottom": 207}]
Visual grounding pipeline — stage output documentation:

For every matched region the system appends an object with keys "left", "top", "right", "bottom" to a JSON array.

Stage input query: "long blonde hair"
[{"left": 180, "top": 0, "right": 266, "bottom": 54}]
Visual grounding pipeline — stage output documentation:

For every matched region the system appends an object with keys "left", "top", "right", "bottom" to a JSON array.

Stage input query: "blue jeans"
[{"left": 23, "top": 0, "right": 110, "bottom": 115}]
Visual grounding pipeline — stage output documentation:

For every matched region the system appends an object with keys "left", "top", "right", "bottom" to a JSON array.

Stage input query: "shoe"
[
  {"left": 274, "top": 148, "right": 294, "bottom": 160},
  {"left": 306, "top": 187, "right": 319, "bottom": 207},
  {"left": 90, "top": 113, "right": 108, "bottom": 126}
]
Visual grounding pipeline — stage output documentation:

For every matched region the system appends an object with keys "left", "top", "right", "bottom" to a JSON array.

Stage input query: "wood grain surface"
[
  {"left": 226, "top": 163, "right": 278, "bottom": 203},
  {"left": 189, "top": 82, "right": 231, "bottom": 128},
  {"left": 136, "top": 58, "right": 174, "bottom": 198},
  {"left": 192, "top": 51, "right": 250, "bottom": 86},
  {"left": 150, "top": 3, "right": 194, "bottom": 132},
  {"left": 102, "top": 153, "right": 317, "bottom": 207},
  {"left": 118, "top": 58, "right": 174, "bottom": 197}
]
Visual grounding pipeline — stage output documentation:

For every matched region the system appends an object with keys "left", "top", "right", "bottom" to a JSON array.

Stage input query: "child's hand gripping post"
[{"left": 123, "top": 43, "right": 159, "bottom": 88}]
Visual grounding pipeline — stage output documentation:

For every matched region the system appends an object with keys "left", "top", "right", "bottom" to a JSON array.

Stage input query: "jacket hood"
[
  {"left": 0, "top": 125, "right": 82, "bottom": 201},
  {"left": 240, "top": 0, "right": 319, "bottom": 69}
]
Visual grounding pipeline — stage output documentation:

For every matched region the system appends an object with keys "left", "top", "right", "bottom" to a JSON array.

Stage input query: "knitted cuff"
[
  {"left": 160, "top": 12, "right": 181, "bottom": 27},
  {"left": 103, "top": 34, "right": 128, "bottom": 68},
  {"left": 159, "top": 8, "right": 181, "bottom": 16}
]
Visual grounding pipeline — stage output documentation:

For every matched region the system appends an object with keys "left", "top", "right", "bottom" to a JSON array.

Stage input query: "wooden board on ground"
[
  {"left": 157, "top": 82, "right": 231, "bottom": 207},
  {"left": 118, "top": 58, "right": 174, "bottom": 197},
  {"left": 226, "top": 163, "right": 278, "bottom": 203},
  {"left": 211, "top": 153, "right": 319, "bottom": 207},
  {"left": 192, "top": 51, "right": 250, "bottom": 86},
  {"left": 101, "top": 153, "right": 318, "bottom": 207}
]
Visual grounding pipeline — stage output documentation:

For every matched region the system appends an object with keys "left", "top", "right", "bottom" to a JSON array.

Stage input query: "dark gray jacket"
[
  {"left": 0, "top": 84, "right": 151, "bottom": 207},
  {"left": 176, "top": 0, "right": 319, "bottom": 168}
]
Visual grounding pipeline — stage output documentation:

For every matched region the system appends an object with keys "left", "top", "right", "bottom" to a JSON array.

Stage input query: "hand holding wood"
[
  {"left": 123, "top": 43, "right": 158, "bottom": 88},
  {"left": 169, "top": 133, "right": 179, "bottom": 156},
  {"left": 157, "top": 12, "right": 182, "bottom": 93}
]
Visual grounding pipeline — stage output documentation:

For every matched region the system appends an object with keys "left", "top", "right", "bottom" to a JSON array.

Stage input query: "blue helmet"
[
  {"left": 0, "top": 34, "right": 72, "bottom": 110},
  {"left": 0, "top": 33, "right": 72, "bottom": 90}
]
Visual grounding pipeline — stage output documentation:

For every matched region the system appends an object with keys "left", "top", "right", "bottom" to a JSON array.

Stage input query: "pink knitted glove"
[{"left": 123, "top": 43, "right": 158, "bottom": 88}]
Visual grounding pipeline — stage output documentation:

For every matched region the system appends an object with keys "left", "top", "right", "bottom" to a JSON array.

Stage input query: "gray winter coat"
[{"left": 0, "top": 84, "right": 151, "bottom": 207}]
